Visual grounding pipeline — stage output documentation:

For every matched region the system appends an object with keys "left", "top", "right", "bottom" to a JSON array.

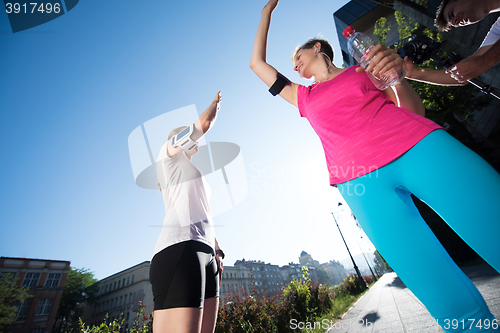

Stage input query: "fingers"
[
  {"left": 213, "top": 91, "right": 222, "bottom": 105},
  {"left": 263, "top": 0, "right": 279, "bottom": 13},
  {"left": 363, "top": 46, "right": 402, "bottom": 76}
]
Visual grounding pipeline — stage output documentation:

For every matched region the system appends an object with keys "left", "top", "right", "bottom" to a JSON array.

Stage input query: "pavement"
[{"left": 327, "top": 265, "right": 500, "bottom": 332}]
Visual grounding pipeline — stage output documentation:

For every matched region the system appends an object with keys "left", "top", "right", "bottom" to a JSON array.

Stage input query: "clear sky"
[{"left": 0, "top": 0, "right": 376, "bottom": 280}]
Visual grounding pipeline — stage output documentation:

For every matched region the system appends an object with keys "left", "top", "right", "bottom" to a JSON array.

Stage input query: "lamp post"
[
  {"left": 331, "top": 203, "right": 367, "bottom": 290},
  {"left": 360, "top": 236, "right": 381, "bottom": 279},
  {"left": 358, "top": 243, "right": 377, "bottom": 281}
]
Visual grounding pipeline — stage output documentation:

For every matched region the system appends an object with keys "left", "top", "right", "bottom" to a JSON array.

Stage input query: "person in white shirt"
[{"left": 150, "top": 92, "right": 224, "bottom": 333}]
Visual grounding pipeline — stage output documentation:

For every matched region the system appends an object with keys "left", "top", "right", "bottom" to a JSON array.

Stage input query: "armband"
[
  {"left": 269, "top": 72, "right": 291, "bottom": 96},
  {"left": 171, "top": 124, "right": 198, "bottom": 151},
  {"left": 216, "top": 249, "right": 225, "bottom": 259}
]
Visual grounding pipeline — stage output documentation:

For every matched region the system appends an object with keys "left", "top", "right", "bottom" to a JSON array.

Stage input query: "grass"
[{"left": 304, "top": 282, "right": 374, "bottom": 333}]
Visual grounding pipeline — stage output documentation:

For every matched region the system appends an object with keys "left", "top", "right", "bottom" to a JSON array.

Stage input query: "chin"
[{"left": 299, "top": 72, "right": 313, "bottom": 80}]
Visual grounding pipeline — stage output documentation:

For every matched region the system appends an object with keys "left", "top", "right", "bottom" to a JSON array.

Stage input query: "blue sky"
[{"left": 0, "top": 0, "right": 376, "bottom": 280}]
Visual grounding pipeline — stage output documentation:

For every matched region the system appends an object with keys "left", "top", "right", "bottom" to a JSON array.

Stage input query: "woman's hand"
[
  {"left": 356, "top": 44, "right": 404, "bottom": 77},
  {"left": 215, "top": 254, "right": 224, "bottom": 284},
  {"left": 262, "top": 0, "right": 279, "bottom": 15},
  {"left": 403, "top": 55, "right": 418, "bottom": 79},
  {"left": 212, "top": 91, "right": 221, "bottom": 111}
]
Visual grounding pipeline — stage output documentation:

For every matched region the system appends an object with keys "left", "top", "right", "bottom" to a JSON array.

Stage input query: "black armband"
[
  {"left": 216, "top": 249, "right": 225, "bottom": 259},
  {"left": 269, "top": 72, "right": 291, "bottom": 96}
]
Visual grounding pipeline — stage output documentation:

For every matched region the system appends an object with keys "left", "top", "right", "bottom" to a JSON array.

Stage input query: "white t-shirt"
[
  {"left": 153, "top": 142, "right": 215, "bottom": 257},
  {"left": 480, "top": 16, "right": 500, "bottom": 48}
]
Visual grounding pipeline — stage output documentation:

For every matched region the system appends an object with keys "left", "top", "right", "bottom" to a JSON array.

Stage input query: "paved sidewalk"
[{"left": 327, "top": 265, "right": 500, "bottom": 333}]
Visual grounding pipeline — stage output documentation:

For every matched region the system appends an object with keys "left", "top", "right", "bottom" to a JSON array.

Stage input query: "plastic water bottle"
[{"left": 342, "top": 26, "right": 399, "bottom": 90}]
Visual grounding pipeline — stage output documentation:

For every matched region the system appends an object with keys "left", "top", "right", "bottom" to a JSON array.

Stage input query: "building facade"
[
  {"left": 80, "top": 261, "right": 153, "bottom": 332},
  {"left": 233, "top": 260, "right": 284, "bottom": 298},
  {"left": 0, "top": 257, "right": 71, "bottom": 333},
  {"left": 219, "top": 265, "right": 253, "bottom": 305},
  {"left": 280, "top": 264, "right": 304, "bottom": 286},
  {"left": 321, "top": 260, "right": 348, "bottom": 285}
]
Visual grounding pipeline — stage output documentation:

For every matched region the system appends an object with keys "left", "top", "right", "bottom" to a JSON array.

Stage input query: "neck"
[{"left": 314, "top": 65, "right": 342, "bottom": 83}]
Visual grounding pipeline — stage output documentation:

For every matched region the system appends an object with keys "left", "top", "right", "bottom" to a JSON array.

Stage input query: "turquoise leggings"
[{"left": 338, "top": 130, "right": 500, "bottom": 332}]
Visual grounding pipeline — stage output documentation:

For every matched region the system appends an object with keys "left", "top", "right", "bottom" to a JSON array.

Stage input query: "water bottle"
[{"left": 342, "top": 26, "right": 399, "bottom": 90}]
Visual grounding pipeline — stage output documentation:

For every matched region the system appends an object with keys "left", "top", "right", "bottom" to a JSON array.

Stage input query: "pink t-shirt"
[{"left": 297, "top": 65, "right": 442, "bottom": 185}]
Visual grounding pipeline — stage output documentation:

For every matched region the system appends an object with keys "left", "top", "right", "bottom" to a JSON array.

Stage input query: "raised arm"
[
  {"left": 166, "top": 91, "right": 221, "bottom": 157},
  {"left": 249, "top": 0, "right": 299, "bottom": 106}
]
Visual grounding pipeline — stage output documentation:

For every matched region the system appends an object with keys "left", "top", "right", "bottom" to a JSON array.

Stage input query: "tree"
[
  {"left": 315, "top": 267, "right": 333, "bottom": 286},
  {"left": 53, "top": 267, "right": 99, "bottom": 333},
  {"left": 0, "top": 273, "right": 32, "bottom": 332},
  {"left": 373, "top": 250, "right": 392, "bottom": 273}
]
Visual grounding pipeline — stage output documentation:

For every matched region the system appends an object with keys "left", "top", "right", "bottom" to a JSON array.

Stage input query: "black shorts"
[{"left": 149, "top": 240, "right": 220, "bottom": 310}]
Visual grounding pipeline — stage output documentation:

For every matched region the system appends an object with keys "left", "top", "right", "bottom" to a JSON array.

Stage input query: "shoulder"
[{"left": 157, "top": 141, "right": 183, "bottom": 163}]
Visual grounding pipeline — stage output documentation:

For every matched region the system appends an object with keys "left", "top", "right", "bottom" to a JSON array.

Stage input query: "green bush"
[
  {"left": 217, "top": 267, "right": 346, "bottom": 333},
  {"left": 337, "top": 275, "right": 366, "bottom": 297},
  {"left": 79, "top": 302, "right": 152, "bottom": 333}
]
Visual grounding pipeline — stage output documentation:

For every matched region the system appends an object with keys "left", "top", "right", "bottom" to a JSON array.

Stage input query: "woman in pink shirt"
[{"left": 250, "top": 1, "right": 500, "bottom": 332}]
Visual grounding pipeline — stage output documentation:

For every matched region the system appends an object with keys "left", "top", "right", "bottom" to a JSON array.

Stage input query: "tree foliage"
[
  {"left": 394, "top": 11, "right": 418, "bottom": 40},
  {"left": 316, "top": 267, "right": 333, "bottom": 286},
  {"left": 54, "top": 267, "right": 99, "bottom": 333},
  {"left": 0, "top": 273, "right": 32, "bottom": 332},
  {"left": 374, "top": 17, "right": 389, "bottom": 45},
  {"left": 373, "top": 250, "right": 392, "bottom": 274}
]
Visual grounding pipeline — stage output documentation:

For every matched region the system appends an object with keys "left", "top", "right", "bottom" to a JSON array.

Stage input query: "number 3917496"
[{"left": 5, "top": 3, "right": 61, "bottom": 14}]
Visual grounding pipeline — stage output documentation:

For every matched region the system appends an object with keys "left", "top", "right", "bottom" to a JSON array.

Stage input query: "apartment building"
[
  {"left": 80, "top": 261, "right": 153, "bottom": 332},
  {"left": 0, "top": 257, "right": 71, "bottom": 333},
  {"left": 233, "top": 259, "right": 284, "bottom": 298}
]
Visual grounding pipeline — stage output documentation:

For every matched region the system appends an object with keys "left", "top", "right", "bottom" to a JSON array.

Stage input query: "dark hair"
[
  {"left": 293, "top": 37, "right": 334, "bottom": 66},
  {"left": 435, "top": 0, "right": 457, "bottom": 31}
]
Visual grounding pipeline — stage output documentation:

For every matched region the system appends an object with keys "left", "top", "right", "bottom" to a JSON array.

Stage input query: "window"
[
  {"left": 16, "top": 299, "right": 31, "bottom": 318},
  {"left": 35, "top": 298, "right": 53, "bottom": 316},
  {"left": 22, "top": 272, "right": 40, "bottom": 287},
  {"left": 118, "top": 280, "right": 121, "bottom": 288},
  {"left": 31, "top": 328, "right": 44, "bottom": 333},
  {"left": 45, "top": 273, "right": 61, "bottom": 288},
  {"left": 122, "top": 278, "right": 125, "bottom": 287},
  {"left": 127, "top": 277, "right": 130, "bottom": 285},
  {"left": 113, "top": 282, "right": 117, "bottom": 290},
  {"left": 131, "top": 275, "right": 134, "bottom": 284}
]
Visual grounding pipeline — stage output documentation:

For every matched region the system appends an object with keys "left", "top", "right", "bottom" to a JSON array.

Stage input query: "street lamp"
[
  {"left": 357, "top": 240, "right": 377, "bottom": 281},
  {"left": 331, "top": 203, "right": 367, "bottom": 290},
  {"left": 360, "top": 236, "right": 381, "bottom": 279}
]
